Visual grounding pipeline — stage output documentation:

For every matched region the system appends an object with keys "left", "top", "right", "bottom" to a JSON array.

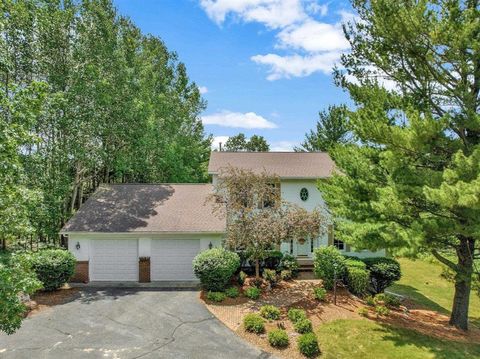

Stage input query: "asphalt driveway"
[{"left": 0, "top": 288, "right": 271, "bottom": 359}]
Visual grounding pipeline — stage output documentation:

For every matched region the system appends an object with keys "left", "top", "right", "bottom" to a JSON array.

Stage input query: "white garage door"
[
  {"left": 151, "top": 239, "right": 200, "bottom": 281},
  {"left": 90, "top": 239, "right": 138, "bottom": 281}
]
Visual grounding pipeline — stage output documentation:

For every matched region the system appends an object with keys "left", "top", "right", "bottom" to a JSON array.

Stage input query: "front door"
[{"left": 296, "top": 238, "right": 310, "bottom": 256}]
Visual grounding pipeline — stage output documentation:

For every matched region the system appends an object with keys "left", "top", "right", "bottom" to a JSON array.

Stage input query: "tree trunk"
[
  {"left": 449, "top": 236, "right": 475, "bottom": 330},
  {"left": 255, "top": 259, "right": 260, "bottom": 280}
]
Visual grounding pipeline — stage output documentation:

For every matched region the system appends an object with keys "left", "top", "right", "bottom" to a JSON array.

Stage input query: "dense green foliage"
[
  {"left": 346, "top": 267, "right": 370, "bottom": 296},
  {"left": 268, "top": 329, "right": 289, "bottom": 348},
  {"left": 294, "top": 318, "right": 313, "bottom": 334},
  {"left": 0, "top": 254, "right": 42, "bottom": 334},
  {"left": 206, "top": 291, "right": 226, "bottom": 303},
  {"left": 259, "top": 305, "right": 281, "bottom": 320},
  {"left": 192, "top": 248, "right": 240, "bottom": 291},
  {"left": 313, "top": 246, "right": 347, "bottom": 290},
  {"left": 318, "top": 0, "right": 480, "bottom": 330},
  {"left": 225, "top": 286, "right": 239, "bottom": 298},
  {"left": 243, "top": 313, "right": 265, "bottom": 334},
  {"left": 362, "top": 257, "right": 401, "bottom": 294},
  {"left": 313, "top": 286, "right": 327, "bottom": 301},
  {"left": 262, "top": 269, "right": 277, "bottom": 286},
  {"left": 25, "top": 249, "right": 75, "bottom": 291},
  {"left": 287, "top": 308, "right": 307, "bottom": 323},
  {"left": 0, "top": 0, "right": 211, "bottom": 248},
  {"left": 224, "top": 133, "right": 269, "bottom": 151},
  {"left": 297, "top": 332, "right": 320, "bottom": 358},
  {"left": 297, "top": 105, "right": 350, "bottom": 152},
  {"left": 244, "top": 286, "right": 261, "bottom": 300}
]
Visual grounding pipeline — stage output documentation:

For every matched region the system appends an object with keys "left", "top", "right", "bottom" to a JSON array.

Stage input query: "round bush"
[
  {"left": 313, "top": 246, "right": 346, "bottom": 290},
  {"left": 268, "top": 329, "right": 289, "bottom": 348},
  {"left": 207, "top": 291, "right": 226, "bottom": 302},
  {"left": 280, "top": 269, "right": 292, "bottom": 281},
  {"left": 243, "top": 313, "right": 265, "bottom": 334},
  {"left": 260, "top": 305, "right": 281, "bottom": 320},
  {"left": 294, "top": 318, "right": 313, "bottom": 334},
  {"left": 193, "top": 248, "right": 240, "bottom": 291},
  {"left": 362, "top": 257, "right": 401, "bottom": 294},
  {"left": 225, "top": 286, "right": 240, "bottom": 298},
  {"left": 27, "top": 249, "right": 76, "bottom": 291},
  {"left": 262, "top": 269, "right": 277, "bottom": 285},
  {"left": 346, "top": 267, "right": 369, "bottom": 296},
  {"left": 244, "top": 286, "right": 261, "bottom": 300},
  {"left": 288, "top": 308, "right": 307, "bottom": 323},
  {"left": 313, "top": 286, "right": 327, "bottom": 301},
  {"left": 297, "top": 332, "right": 320, "bottom": 358}
]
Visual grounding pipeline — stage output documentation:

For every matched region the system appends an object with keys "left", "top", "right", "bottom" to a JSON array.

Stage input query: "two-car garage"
[
  {"left": 87, "top": 238, "right": 203, "bottom": 282},
  {"left": 62, "top": 184, "right": 226, "bottom": 283}
]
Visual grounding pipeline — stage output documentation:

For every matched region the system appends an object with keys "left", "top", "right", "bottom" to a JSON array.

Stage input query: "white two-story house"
[{"left": 62, "top": 152, "right": 383, "bottom": 283}]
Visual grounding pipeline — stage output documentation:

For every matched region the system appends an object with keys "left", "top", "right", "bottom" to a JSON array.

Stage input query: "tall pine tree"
[{"left": 319, "top": 0, "right": 480, "bottom": 330}]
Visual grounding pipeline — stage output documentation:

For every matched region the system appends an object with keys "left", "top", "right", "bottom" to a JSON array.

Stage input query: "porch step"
[{"left": 298, "top": 258, "right": 314, "bottom": 272}]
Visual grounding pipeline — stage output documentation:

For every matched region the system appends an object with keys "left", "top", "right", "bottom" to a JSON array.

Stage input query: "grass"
[
  {"left": 390, "top": 258, "right": 480, "bottom": 327},
  {"left": 317, "top": 319, "right": 480, "bottom": 359}
]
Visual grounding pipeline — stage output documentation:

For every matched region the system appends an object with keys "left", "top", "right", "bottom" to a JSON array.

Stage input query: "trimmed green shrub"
[
  {"left": 362, "top": 257, "right": 401, "bottom": 294},
  {"left": 225, "top": 287, "right": 240, "bottom": 298},
  {"left": 346, "top": 267, "right": 369, "bottom": 296},
  {"left": 287, "top": 308, "right": 307, "bottom": 323},
  {"left": 262, "top": 268, "right": 277, "bottom": 286},
  {"left": 280, "top": 269, "right": 292, "bottom": 281},
  {"left": 27, "top": 249, "right": 75, "bottom": 291},
  {"left": 268, "top": 329, "right": 289, "bottom": 348},
  {"left": 294, "top": 318, "right": 313, "bottom": 334},
  {"left": 297, "top": 332, "right": 320, "bottom": 358},
  {"left": 345, "top": 257, "right": 367, "bottom": 270},
  {"left": 358, "top": 307, "right": 369, "bottom": 317},
  {"left": 238, "top": 270, "right": 247, "bottom": 285},
  {"left": 207, "top": 291, "right": 226, "bottom": 302},
  {"left": 244, "top": 286, "right": 261, "bottom": 300},
  {"left": 260, "top": 305, "right": 281, "bottom": 320},
  {"left": 375, "top": 305, "right": 390, "bottom": 316},
  {"left": 243, "top": 313, "right": 265, "bottom": 334},
  {"left": 313, "top": 287, "right": 327, "bottom": 301},
  {"left": 280, "top": 254, "right": 299, "bottom": 276},
  {"left": 193, "top": 248, "right": 240, "bottom": 291},
  {"left": 313, "top": 246, "right": 346, "bottom": 290},
  {"left": 375, "top": 293, "right": 401, "bottom": 308},
  {"left": 365, "top": 295, "right": 375, "bottom": 306}
]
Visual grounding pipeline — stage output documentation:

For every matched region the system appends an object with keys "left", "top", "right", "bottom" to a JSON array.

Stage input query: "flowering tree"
[{"left": 210, "top": 166, "right": 326, "bottom": 279}]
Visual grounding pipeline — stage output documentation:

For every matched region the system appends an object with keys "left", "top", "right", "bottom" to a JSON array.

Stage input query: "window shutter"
[{"left": 327, "top": 224, "right": 334, "bottom": 246}]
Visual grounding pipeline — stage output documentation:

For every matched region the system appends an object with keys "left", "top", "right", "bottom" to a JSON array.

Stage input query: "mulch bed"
[
  {"left": 202, "top": 277, "right": 480, "bottom": 359},
  {"left": 27, "top": 287, "right": 80, "bottom": 316}
]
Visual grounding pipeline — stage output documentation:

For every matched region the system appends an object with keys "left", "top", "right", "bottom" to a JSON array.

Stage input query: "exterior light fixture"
[
  {"left": 76, "top": 242, "right": 81, "bottom": 250},
  {"left": 208, "top": 241, "right": 213, "bottom": 249}
]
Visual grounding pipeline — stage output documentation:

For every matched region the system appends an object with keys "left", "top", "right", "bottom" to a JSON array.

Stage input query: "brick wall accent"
[
  {"left": 71, "top": 261, "right": 89, "bottom": 283},
  {"left": 139, "top": 257, "right": 151, "bottom": 283}
]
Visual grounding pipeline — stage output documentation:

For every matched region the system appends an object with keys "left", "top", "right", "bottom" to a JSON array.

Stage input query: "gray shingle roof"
[
  {"left": 208, "top": 151, "right": 335, "bottom": 178},
  {"left": 61, "top": 184, "right": 225, "bottom": 233}
]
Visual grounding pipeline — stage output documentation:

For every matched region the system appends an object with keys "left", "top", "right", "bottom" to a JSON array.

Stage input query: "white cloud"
[
  {"left": 306, "top": 2, "right": 328, "bottom": 16},
  {"left": 211, "top": 135, "right": 230, "bottom": 150},
  {"left": 198, "top": 86, "right": 209, "bottom": 94},
  {"left": 270, "top": 140, "right": 296, "bottom": 151},
  {"left": 199, "top": 1, "right": 353, "bottom": 80},
  {"left": 202, "top": 110, "right": 277, "bottom": 128},
  {"left": 199, "top": 0, "right": 307, "bottom": 29},
  {"left": 251, "top": 52, "right": 342, "bottom": 80},
  {"left": 277, "top": 20, "right": 349, "bottom": 52}
]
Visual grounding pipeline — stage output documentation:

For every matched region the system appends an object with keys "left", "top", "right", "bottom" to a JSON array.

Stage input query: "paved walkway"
[{"left": 0, "top": 288, "right": 272, "bottom": 359}]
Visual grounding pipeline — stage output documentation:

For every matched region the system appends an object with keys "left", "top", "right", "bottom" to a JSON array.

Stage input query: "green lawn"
[
  {"left": 390, "top": 258, "right": 480, "bottom": 327},
  {"left": 317, "top": 319, "right": 480, "bottom": 359}
]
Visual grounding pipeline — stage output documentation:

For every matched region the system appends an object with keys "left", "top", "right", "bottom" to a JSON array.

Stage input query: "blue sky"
[{"left": 113, "top": 0, "right": 354, "bottom": 151}]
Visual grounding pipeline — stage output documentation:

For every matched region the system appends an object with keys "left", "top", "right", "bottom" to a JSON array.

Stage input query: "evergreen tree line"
[{"left": 0, "top": 0, "right": 211, "bottom": 248}]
